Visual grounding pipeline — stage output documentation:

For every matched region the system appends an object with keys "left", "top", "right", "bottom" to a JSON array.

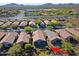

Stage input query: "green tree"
[
  {"left": 24, "top": 44, "right": 33, "bottom": 50},
  {"left": 0, "top": 43, "right": 3, "bottom": 49},
  {"left": 62, "top": 42, "right": 73, "bottom": 52},
  {"left": 12, "top": 25, "right": 18, "bottom": 29},
  {"left": 65, "top": 23, "right": 72, "bottom": 28},
  {"left": 35, "top": 19, "right": 42, "bottom": 25},
  {"left": 8, "top": 44, "right": 23, "bottom": 56},
  {"left": 46, "top": 26, "right": 53, "bottom": 30},
  {"left": 24, "top": 26, "right": 33, "bottom": 32},
  {"left": 1, "top": 25, "right": 8, "bottom": 29},
  {"left": 48, "top": 20, "right": 59, "bottom": 27}
]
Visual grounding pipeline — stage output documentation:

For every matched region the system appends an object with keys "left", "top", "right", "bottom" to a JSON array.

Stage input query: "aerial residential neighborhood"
[{"left": 0, "top": 2, "right": 79, "bottom": 56}]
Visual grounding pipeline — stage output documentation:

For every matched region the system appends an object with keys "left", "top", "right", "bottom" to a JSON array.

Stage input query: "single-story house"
[
  {"left": 55, "top": 29, "right": 73, "bottom": 41},
  {"left": 43, "top": 19, "right": 50, "bottom": 25},
  {"left": 29, "top": 21, "right": 35, "bottom": 27},
  {"left": 19, "top": 21, "right": 27, "bottom": 28},
  {"left": 11, "top": 21, "right": 20, "bottom": 27},
  {"left": 44, "top": 30, "right": 62, "bottom": 47},
  {"left": 1, "top": 21, "right": 12, "bottom": 28},
  {"left": 32, "top": 30, "right": 46, "bottom": 48},
  {"left": 65, "top": 28, "right": 78, "bottom": 45},
  {"left": 0, "top": 32, "right": 18, "bottom": 48},
  {"left": 16, "top": 32, "right": 30, "bottom": 45}
]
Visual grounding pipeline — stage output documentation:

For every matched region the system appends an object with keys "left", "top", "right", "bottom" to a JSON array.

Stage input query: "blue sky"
[{"left": 0, "top": 0, "right": 79, "bottom": 5}]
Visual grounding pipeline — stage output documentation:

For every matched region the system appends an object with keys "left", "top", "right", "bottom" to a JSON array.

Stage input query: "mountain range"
[{"left": 0, "top": 3, "right": 79, "bottom": 8}]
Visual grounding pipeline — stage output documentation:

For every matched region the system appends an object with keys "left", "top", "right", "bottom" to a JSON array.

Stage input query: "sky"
[{"left": 0, "top": 0, "right": 79, "bottom": 5}]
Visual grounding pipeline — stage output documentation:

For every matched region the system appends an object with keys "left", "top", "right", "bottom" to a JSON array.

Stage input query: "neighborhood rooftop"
[
  {"left": 44, "top": 30, "right": 62, "bottom": 47},
  {"left": 16, "top": 32, "right": 30, "bottom": 44},
  {"left": 2, "top": 21, "right": 12, "bottom": 27},
  {"left": 0, "top": 32, "right": 5, "bottom": 41},
  {"left": 19, "top": 21, "right": 27, "bottom": 27},
  {"left": 0, "top": 32, "right": 18, "bottom": 44},
  {"left": 11, "top": 21, "right": 20, "bottom": 26},
  {"left": 66, "top": 28, "right": 79, "bottom": 38},
  {"left": 55, "top": 29, "right": 73, "bottom": 40},
  {"left": 32, "top": 29, "right": 45, "bottom": 42},
  {"left": 0, "top": 28, "right": 78, "bottom": 48}
]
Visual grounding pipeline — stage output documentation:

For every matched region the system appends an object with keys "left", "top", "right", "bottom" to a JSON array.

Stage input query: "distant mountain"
[
  {"left": 58, "top": 3, "right": 79, "bottom": 7},
  {"left": 42, "top": 3, "right": 54, "bottom": 6},
  {"left": 41, "top": 3, "right": 79, "bottom": 7},
  {"left": 0, "top": 3, "right": 24, "bottom": 8},
  {"left": 0, "top": 3, "right": 79, "bottom": 8}
]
